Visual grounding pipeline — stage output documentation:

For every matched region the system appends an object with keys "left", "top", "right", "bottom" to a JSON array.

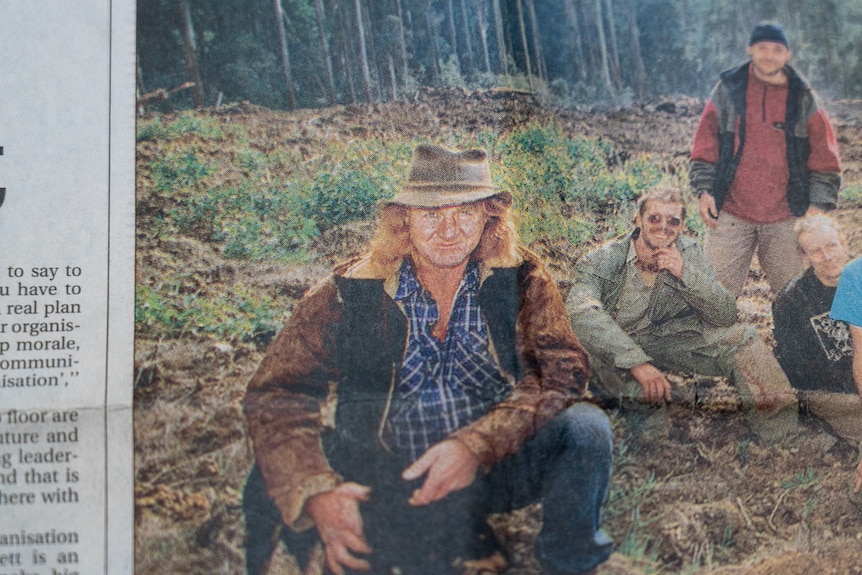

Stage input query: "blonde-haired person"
[
  {"left": 567, "top": 185, "right": 798, "bottom": 442},
  {"left": 773, "top": 215, "right": 862, "bottom": 450},
  {"left": 242, "top": 145, "right": 613, "bottom": 575}
]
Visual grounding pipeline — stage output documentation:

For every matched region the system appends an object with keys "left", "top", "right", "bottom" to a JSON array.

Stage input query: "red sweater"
[{"left": 691, "top": 66, "right": 841, "bottom": 223}]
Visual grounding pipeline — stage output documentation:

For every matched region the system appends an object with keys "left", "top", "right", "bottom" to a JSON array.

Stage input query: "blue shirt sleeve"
[{"left": 830, "top": 258, "right": 862, "bottom": 326}]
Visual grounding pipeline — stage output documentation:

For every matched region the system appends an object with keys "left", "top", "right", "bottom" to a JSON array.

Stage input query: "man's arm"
[
  {"left": 804, "top": 104, "right": 842, "bottom": 211},
  {"left": 661, "top": 241, "right": 737, "bottom": 327},
  {"left": 566, "top": 246, "right": 673, "bottom": 404},
  {"left": 242, "top": 278, "right": 345, "bottom": 531},
  {"left": 450, "top": 255, "right": 592, "bottom": 469},
  {"left": 245, "top": 278, "right": 379, "bottom": 573},
  {"left": 690, "top": 81, "right": 725, "bottom": 225},
  {"left": 566, "top": 246, "right": 652, "bottom": 369}
]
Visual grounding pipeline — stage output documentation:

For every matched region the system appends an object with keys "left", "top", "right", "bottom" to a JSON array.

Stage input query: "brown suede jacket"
[{"left": 243, "top": 247, "right": 590, "bottom": 531}]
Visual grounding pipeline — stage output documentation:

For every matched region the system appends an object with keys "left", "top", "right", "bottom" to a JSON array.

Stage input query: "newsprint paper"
[
  {"left": 0, "top": 1, "right": 136, "bottom": 574},
  {"left": 6, "top": 2, "right": 860, "bottom": 575}
]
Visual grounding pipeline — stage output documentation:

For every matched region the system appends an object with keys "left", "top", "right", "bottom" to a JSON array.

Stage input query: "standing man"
[
  {"left": 829, "top": 257, "right": 862, "bottom": 504},
  {"left": 566, "top": 186, "right": 797, "bottom": 442},
  {"left": 773, "top": 215, "right": 862, "bottom": 446},
  {"left": 690, "top": 21, "right": 842, "bottom": 297},
  {"left": 243, "top": 145, "right": 614, "bottom": 575}
]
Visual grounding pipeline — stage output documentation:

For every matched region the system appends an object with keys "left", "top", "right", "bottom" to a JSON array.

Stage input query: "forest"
[
  {"left": 134, "top": 1, "right": 862, "bottom": 573},
  {"left": 137, "top": 0, "right": 862, "bottom": 112}
]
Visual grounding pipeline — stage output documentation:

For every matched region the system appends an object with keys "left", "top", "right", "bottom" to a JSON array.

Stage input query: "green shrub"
[
  {"left": 136, "top": 118, "right": 168, "bottom": 142},
  {"left": 151, "top": 151, "right": 214, "bottom": 195},
  {"left": 494, "top": 124, "right": 666, "bottom": 247},
  {"left": 135, "top": 279, "right": 283, "bottom": 346},
  {"left": 137, "top": 112, "right": 225, "bottom": 142},
  {"left": 169, "top": 182, "right": 320, "bottom": 261},
  {"left": 841, "top": 184, "right": 862, "bottom": 206},
  {"left": 165, "top": 112, "right": 225, "bottom": 140},
  {"left": 304, "top": 170, "right": 389, "bottom": 230}
]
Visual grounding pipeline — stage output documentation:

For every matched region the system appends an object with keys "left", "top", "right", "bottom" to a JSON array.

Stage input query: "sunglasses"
[{"left": 645, "top": 214, "right": 683, "bottom": 228}]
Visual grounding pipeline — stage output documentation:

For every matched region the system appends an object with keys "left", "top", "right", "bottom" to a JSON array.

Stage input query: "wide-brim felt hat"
[{"left": 387, "top": 144, "right": 511, "bottom": 208}]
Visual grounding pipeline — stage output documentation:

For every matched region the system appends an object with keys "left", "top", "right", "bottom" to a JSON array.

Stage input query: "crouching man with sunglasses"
[{"left": 566, "top": 187, "right": 798, "bottom": 442}]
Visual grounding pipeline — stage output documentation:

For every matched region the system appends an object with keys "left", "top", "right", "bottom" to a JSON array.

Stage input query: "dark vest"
[
  {"left": 712, "top": 62, "right": 812, "bottom": 217},
  {"left": 327, "top": 261, "right": 533, "bottom": 466}
]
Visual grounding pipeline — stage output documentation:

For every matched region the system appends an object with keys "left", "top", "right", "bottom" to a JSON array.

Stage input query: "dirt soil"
[{"left": 134, "top": 89, "right": 862, "bottom": 575}]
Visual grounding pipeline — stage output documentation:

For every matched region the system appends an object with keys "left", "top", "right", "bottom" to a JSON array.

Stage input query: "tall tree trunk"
[
  {"left": 395, "top": 0, "right": 410, "bottom": 91},
  {"left": 459, "top": 0, "right": 476, "bottom": 78},
  {"left": 362, "top": 1, "right": 383, "bottom": 101},
  {"left": 354, "top": 0, "right": 373, "bottom": 102},
  {"left": 476, "top": 0, "right": 492, "bottom": 74},
  {"left": 524, "top": 0, "right": 546, "bottom": 81},
  {"left": 515, "top": 0, "right": 533, "bottom": 89},
  {"left": 580, "top": 0, "right": 600, "bottom": 82},
  {"left": 491, "top": 0, "right": 507, "bottom": 74},
  {"left": 336, "top": 3, "right": 358, "bottom": 104},
  {"left": 623, "top": 0, "right": 648, "bottom": 99},
  {"left": 423, "top": 3, "right": 442, "bottom": 85},
  {"left": 175, "top": 0, "right": 204, "bottom": 107},
  {"left": 273, "top": 0, "right": 297, "bottom": 110},
  {"left": 593, "top": 0, "right": 616, "bottom": 98},
  {"left": 388, "top": 54, "right": 398, "bottom": 100},
  {"left": 603, "top": 0, "right": 622, "bottom": 90},
  {"left": 447, "top": 0, "right": 462, "bottom": 78},
  {"left": 313, "top": 0, "right": 337, "bottom": 104},
  {"left": 564, "top": 0, "right": 587, "bottom": 82}
]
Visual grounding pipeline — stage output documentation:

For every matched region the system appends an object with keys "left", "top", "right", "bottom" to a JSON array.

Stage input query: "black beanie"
[{"left": 749, "top": 22, "right": 789, "bottom": 47}]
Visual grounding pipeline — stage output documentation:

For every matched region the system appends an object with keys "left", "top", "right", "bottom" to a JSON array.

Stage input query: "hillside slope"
[{"left": 134, "top": 90, "right": 862, "bottom": 575}]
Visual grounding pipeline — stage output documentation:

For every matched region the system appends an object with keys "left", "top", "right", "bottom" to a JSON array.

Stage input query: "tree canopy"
[{"left": 137, "top": 0, "right": 862, "bottom": 111}]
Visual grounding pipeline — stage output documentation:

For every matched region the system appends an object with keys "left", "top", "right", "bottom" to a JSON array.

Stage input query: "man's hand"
[
  {"left": 653, "top": 246, "right": 684, "bottom": 279},
  {"left": 305, "top": 483, "right": 373, "bottom": 575},
  {"left": 402, "top": 439, "right": 480, "bottom": 506},
  {"left": 630, "top": 362, "right": 672, "bottom": 405},
  {"left": 698, "top": 193, "right": 719, "bottom": 229},
  {"left": 855, "top": 459, "right": 862, "bottom": 494}
]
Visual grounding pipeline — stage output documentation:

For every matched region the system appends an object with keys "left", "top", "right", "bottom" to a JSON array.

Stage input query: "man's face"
[
  {"left": 747, "top": 41, "right": 792, "bottom": 82},
  {"left": 408, "top": 203, "right": 487, "bottom": 270},
  {"left": 798, "top": 227, "right": 849, "bottom": 287},
  {"left": 635, "top": 200, "right": 685, "bottom": 250}
]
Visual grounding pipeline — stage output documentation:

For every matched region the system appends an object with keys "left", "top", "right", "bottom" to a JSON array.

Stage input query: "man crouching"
[
  {"left": 566, "top": 186, "right": 798, "bottom": 442},
  {"left": 242, "top": 145, "right": 614, "bottom": 575}
]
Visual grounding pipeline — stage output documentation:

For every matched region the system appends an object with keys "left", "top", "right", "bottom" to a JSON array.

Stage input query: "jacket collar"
[{"left": 336, "top": 249, "right": 525, "bottom": 298}]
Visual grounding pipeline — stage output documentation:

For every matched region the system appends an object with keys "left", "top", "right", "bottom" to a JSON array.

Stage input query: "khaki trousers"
[
  {"left": 704, "top": 211, "right": 803, "bottom": 297},
  {"left": 802, "top": 390, "right": 862, "bottom": 448},
  {"left": 589, "top": 323, "right": 798, "bottom": 443}
]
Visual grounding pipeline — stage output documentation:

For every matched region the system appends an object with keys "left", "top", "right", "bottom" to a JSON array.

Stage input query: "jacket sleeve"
[
  {"left": 660, "top": 242, "right": 738, "bottom": 327},
  {"left": 451, "top": 257, "right": 591, "bottom": 470},
  {"left": 803, "top": 102, "right": 842, "bottom": 210},
  {"left": 689, "top": 83, "right": 723, "bottom": 194},
  {"left": 565, "top": 247, "right": 652, "bottom": 370},
  {"left": 242, "top": 278, "right": 344, "bottom": 532}
]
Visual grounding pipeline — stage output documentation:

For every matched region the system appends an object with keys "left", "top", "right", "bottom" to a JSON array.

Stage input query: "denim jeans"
[{"left": 243, "top": 403, "right": 614, "bottom": 575}]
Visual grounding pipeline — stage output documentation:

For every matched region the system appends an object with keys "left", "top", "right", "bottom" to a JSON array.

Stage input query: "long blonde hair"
[{"left": 368, "top": 195, "right": 519, "bottom": 269}]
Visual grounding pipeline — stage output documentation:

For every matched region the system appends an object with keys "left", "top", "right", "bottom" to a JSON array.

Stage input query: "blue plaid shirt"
[{"left": 387, "top": 259, "right": 513, "bottom": 461}]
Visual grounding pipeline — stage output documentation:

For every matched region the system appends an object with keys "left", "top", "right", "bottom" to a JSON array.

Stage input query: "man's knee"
[{"left": 554, "top": 403, "right": 613, "bottom": 457}]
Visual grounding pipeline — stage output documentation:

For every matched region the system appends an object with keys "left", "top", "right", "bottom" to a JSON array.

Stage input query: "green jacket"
[{"left": 566, "top": 232, "right": 737, "bottom": 370}]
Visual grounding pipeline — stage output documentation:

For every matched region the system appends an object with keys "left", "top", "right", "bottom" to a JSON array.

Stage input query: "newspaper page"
[
  {"left": 134, "top": 4, "right": 862, "bottom": 575},
  {"left": 0, "top": 1, "right": 136, "bottom": 574}
]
